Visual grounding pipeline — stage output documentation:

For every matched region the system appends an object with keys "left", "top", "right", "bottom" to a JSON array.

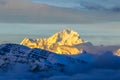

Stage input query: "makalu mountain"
[{"left": 20, "top": 29, "right": 91, "bottom": 55}]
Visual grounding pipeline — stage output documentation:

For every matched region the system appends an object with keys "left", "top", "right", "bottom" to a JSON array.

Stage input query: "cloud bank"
[
  {"left": 33, "top": 0, "right": 120, "bottom": 11},
  {"left": 0, "top": 0, "right": 120, "bottom": 23}
]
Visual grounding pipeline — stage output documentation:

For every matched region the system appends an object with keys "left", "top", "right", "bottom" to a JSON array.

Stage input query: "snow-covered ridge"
[
  {"left": 0, "top": 44, "right": 120, "bottom": 79},
  {"left": 0, "top": 43, "right": 89, "bottom": 73},
  {"left": 20, "top": 29, "right": 90, "bottom": 55}
]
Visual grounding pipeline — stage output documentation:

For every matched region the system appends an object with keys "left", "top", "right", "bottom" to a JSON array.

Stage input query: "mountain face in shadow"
[
  {"left": 0, "top": 43, "right": 120, "bottom": 80},
  {"left": 0, "top": 43, "right": 88, "bottom": 73},
  {"left": 20, "top": 29, "right": 91, "bottom": 55}
]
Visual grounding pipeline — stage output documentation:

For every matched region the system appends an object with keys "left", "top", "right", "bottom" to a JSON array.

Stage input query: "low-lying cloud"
[
  {"left": 13, "top": 53, "right": 120, "bottom": 80},
  {"left": 45, "top": 53, "right": 120, "bottom": 80},
  {"left": 46, "top": 69, "right": 120, "bottom": 80}
]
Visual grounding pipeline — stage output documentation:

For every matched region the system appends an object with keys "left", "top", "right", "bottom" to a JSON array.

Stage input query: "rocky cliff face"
[{"left": 20, "top": 29, "right": 87, "bottom": 55}]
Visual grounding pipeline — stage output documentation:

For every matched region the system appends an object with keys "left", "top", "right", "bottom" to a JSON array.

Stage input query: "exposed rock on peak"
[{"left": 20, "top": 29, "right": 88, "bottom": 55}]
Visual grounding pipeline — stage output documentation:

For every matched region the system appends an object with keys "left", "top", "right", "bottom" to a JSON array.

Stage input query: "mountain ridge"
[
  {"left": 0, "top": 43, "right": 88, "bottom": 72},
  {"left": 20, "top": 29, "right": 88, "bottom": 55}
]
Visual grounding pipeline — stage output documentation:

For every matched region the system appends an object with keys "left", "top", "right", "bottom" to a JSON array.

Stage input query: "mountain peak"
[
  {"left": 61, "top": 28, "right": 77, "bottom": 34},
  {"left": 62, "top": 28, "right": 72, "bottom": 33},
  {"left": 20, "top": 29, "right": 88, "bottom": 55},
  {"left": 60, "top": 29, "right": 80, "bottom": 38},
  {"left": 48, "top": 29, "right": 84, "bottom": 46}
]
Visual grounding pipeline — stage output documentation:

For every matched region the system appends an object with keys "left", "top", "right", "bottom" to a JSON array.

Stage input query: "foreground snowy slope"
[
  {"left": 0, "top": 43, "right": 90, "bottom": 73},
  {"left": 0, "top": 43, "right": 120, "bottom": 80}
]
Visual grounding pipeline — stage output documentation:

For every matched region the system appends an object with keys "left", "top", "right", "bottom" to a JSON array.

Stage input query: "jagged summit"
[
  {"left": 47, "top": 29, "right": 84, "bottom": 46},
  {"left": 20, "top": 29, "right": 88, "bottom": 55}
]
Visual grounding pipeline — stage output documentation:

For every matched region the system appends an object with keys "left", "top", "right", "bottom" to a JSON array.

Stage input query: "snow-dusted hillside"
[
  {"left": 0, "top": 43, "right": 120, "bottom": 80},
  {"left": 0, "top": 43, "right": 90, "bottom": 73}
]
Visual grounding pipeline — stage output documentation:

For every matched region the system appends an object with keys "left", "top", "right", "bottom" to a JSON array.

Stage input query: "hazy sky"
[
  {"left": 0, "top": 0, "right": 120, "bottom": 23},
  {"left": 33, "top": 0, "right": 120, "bottom": 10}
]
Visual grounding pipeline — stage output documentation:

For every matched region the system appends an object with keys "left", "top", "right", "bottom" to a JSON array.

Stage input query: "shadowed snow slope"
[
  {"left": 0, "top": 43, "right": 90, "bottom": 73},
  {"left": 0, "top": 44, "right": 120, "bottom": 80},
  {"left": 20, "top": 29, "right": 89, "bottom": 55}
]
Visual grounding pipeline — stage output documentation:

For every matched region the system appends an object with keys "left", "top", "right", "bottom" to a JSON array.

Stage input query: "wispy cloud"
[
  {"left": 79, "top": 0, "right": 120, "bottom": 11},
  {"left": 33, "top": 0, "right": 120, "bottom": 11}
]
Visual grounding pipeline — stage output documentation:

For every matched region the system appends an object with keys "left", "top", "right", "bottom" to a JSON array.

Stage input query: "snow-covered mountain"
[
  {"left": 20, "top": 29, "right": 90, "bottom": 55},
  {"left": 0, "top": 43, "right": 120, "bottom": 80},
  {"left": 0, "top": 43, "right": 90, "bottom": 73}
]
